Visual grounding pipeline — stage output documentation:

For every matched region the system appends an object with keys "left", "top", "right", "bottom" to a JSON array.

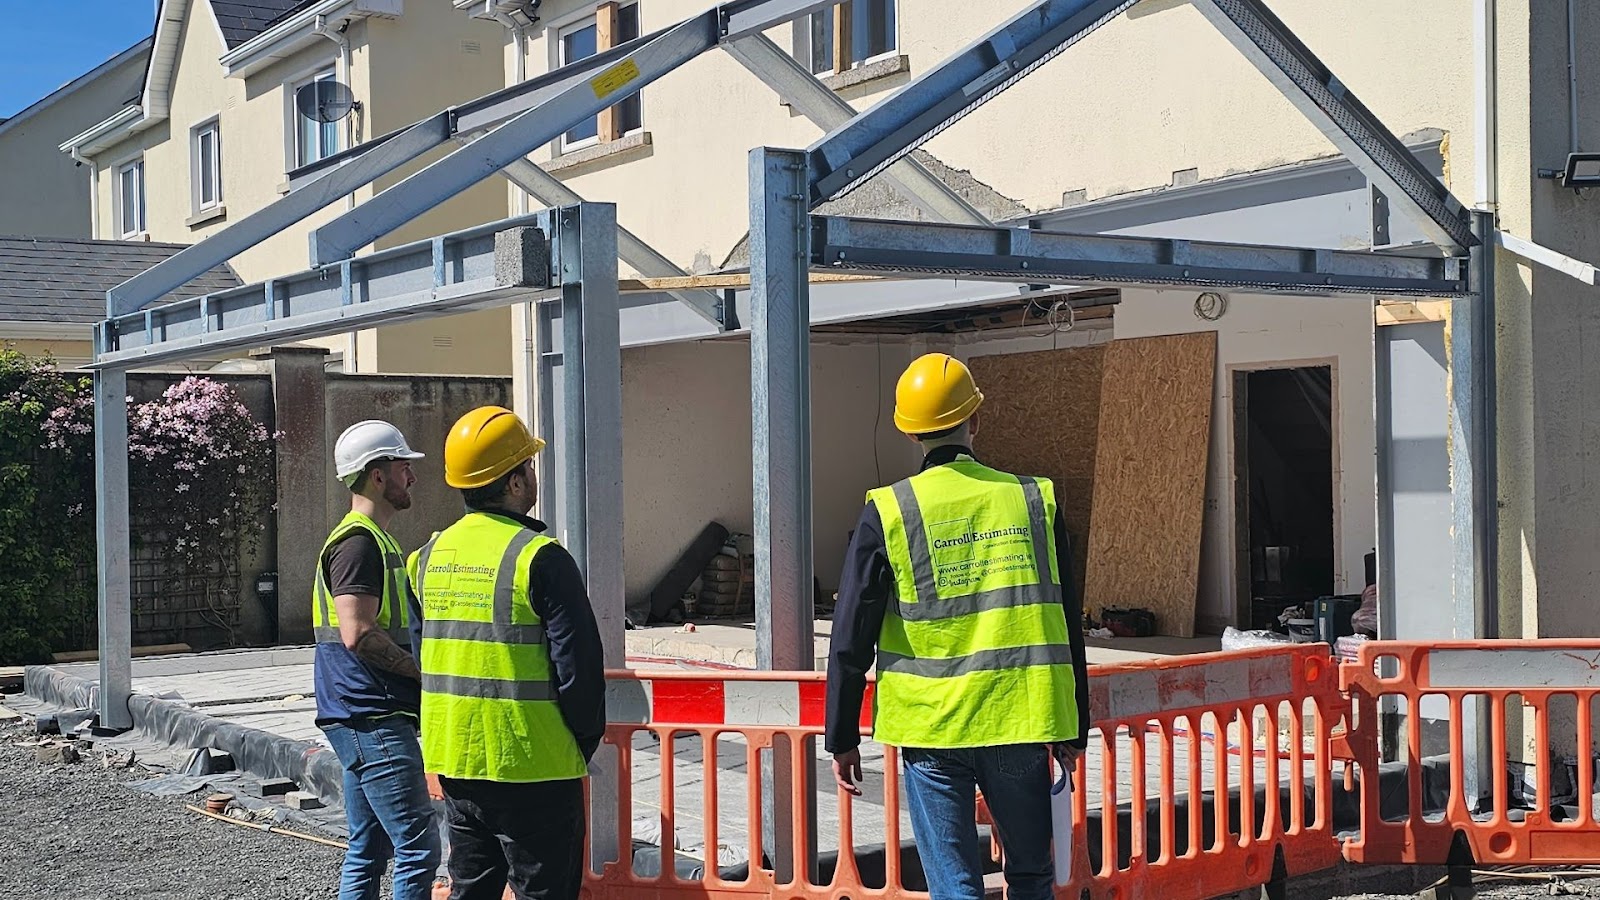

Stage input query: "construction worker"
[
  {"left": 411, "top": 405, "right": 605, "bottom": 900},
  {"left": 313, "top": 420, "right": 441, "bottom": 900},
  {"left": 825, "top": 353, "right": 1090, "bottom": 900}
]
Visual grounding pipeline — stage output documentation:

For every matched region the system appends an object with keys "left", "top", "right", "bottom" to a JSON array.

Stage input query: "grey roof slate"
[
  {"left": 208, "top": 0, "right": 317, "bottom": 49},
  {"left": 0, "top": 236, "right": 244, "bottom": 324}
]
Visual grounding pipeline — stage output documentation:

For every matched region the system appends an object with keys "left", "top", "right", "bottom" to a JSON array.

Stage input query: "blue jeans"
[
  {"left": 322, "top": 716, "right": 442, "bottom": 900},
  {"left": 902, "top": 744, "right": 1054, "bottom": 900}
]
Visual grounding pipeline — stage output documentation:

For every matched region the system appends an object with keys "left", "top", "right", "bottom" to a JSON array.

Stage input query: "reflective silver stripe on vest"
[
  {"left": 1017, "top": 476, "right": 1056, "bottom": 587},
  {"left": 890, "top": 480, "right": 937, "bottom": 606},
  {"left": 494, "top": 530, "right": 541, "bottom": 625},
  {"left": 424, "top": 620, "right": 547, "bottom": 645},
  {"left": 314, "top": 625, "right": 342, "bottom": 644},
  {"left": 384, "top": 551, "right": 408, "bottom": 632},
  {"left": 412, "top": 535, "right": 440, "bottom": 607},
  {"left": 423, "top": 673, "right": 555, "bottom": 701},
  {"left": 877, "top": 642, "right": 1073, "bottom": 679},
  {"left": 892, "top": 583, "right": 1058, "bottom": 622}
]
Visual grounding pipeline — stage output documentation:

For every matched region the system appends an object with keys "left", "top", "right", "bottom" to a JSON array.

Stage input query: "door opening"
[{"left": 1233, "top": 365, "right": 1335, "bottom": 630}]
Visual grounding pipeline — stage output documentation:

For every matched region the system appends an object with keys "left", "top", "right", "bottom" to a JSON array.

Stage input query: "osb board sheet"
[
  {"left": 971, "top": 345, "right": 1106, "bottom": 601},
  {"left": 1083, "top": 333, "right": 1216, "bottom": 637}
]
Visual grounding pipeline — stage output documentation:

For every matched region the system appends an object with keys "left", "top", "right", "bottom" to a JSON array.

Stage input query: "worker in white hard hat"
[{"left": 313, "top": 419, "right": 441, "bottom": 900}]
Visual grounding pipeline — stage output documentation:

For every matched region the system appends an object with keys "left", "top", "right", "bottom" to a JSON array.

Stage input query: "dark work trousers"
[{"left": 438, "top": 776, "right": 586, "bottom": 900}]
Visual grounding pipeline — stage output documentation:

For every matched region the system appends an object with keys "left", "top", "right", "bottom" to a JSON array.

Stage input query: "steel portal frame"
[{"left": 89, "top": 0, "right": 1496, "bottom": 872}]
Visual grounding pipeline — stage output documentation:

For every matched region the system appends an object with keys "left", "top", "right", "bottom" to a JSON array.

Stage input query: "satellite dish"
[{"left": 295, "top": 79, "right": 357, "bottom": 124}]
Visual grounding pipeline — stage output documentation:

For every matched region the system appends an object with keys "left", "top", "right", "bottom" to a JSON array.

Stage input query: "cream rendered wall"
[
  {"left": 88, "top": 7, "right": 368, "bottom": 280},
  {"left": 619, "top": 337, "right": 917, "bottom": 606},
  {"left": 362, "top": 6, "right": 512, "bottom": 376},
  {"left": 1, "top": 338, "right": 95, "bottom": 368},
  {"left": 0, "top": 49, "right": 147, "bottom": 238},
  {"left": 87, "top": 4, "right": 511, "bottom": 377},
  {"left": 505, "top": 1, "right": 1473, "bottom": 274}
]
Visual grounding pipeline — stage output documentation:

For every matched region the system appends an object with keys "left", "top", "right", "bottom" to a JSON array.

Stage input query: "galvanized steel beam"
[
  {"left": 809, "top": 216, "right": 1469, "bottom": 296},
  {"left": 92, "top": 214, "right": 555, "bottom": 369}
]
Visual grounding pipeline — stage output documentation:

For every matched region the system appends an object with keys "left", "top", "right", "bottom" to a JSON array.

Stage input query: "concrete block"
[
  {"left": 260, "top": 777, "right": 297, "bottom": 796},
  {"left": 36, "top": 744, "right": 79, "bottom": 765},
  {"left": 494, "top": 226, "right": 552, "bottom": 289},
  {"left": 34, "top": 714, "right": 58, "bottom": 735},
  {"left": 286, "top": 791, "right": 324, "bottom": 810}
]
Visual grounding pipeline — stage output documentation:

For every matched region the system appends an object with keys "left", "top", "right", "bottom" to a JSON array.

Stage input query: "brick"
[
  {"left": 286, "top": 791, "right": 324, "bottom": 810},
  {"left": 260, "top": 778, "right": 297, "bottom": 796}
]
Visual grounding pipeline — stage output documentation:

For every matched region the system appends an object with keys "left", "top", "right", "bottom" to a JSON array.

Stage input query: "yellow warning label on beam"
[{"left": 590, "top": 59, "right": 640, "bottom": 100}]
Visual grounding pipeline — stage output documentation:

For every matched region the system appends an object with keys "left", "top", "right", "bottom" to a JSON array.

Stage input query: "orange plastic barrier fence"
[
  {"left": 575, "top": 644, "right": 1343, "bottom": 900},
  {"left": 1340, "top": 639, "right": 1600, "bottom": 869}
]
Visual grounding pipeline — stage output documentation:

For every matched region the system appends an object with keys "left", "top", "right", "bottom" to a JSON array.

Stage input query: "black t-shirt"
[
  {"left": 313, "top": 530, "right": 421, "bottom": 725},
  {"left": 325, "top": 532, "right": 385, "bottom": 598}
]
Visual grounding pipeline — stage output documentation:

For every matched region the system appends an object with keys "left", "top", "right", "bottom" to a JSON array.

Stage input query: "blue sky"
[{"left": 0, "top": 4, "right": 155, "bottom": 119}]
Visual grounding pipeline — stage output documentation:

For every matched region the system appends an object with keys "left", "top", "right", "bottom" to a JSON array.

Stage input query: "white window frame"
[
  {"left": 792, "top": 0, "right": 899, "bottom": 76},
  {"left": 286, "top": 66, "right": 343, "bottom": 171},
  {"left": 549, "top": 2, "right": 643, "bottom": 153},
  {"left": 114, "top": 157, "right": 146, "bottom": 239},
  {"left": 191, "top": 117, "right": 223, "bottom": 213}
]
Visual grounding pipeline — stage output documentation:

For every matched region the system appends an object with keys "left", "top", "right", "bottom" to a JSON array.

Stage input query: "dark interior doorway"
[{"left": 1233, "top": 365, "right": 1335, "bottom": 629}]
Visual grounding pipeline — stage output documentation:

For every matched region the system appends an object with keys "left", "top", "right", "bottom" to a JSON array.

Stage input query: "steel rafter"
[
  {"left": 1191, "top": 0, "right": 1475, "bottom": 252},
  {"left": 805, "top": 0, "right": 1138, "bottom": 207}
]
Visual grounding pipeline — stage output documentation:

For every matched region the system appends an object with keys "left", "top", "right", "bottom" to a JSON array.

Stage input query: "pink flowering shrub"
[
  {"left": 4, "top": 353, "right": 279, "bottom": 663},
  {"left": 125, "top": 377, "right": 278, "bottom": 570}
]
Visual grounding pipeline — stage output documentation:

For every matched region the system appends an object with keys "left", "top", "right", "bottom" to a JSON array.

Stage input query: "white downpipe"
[
  {"left": 1568, "top": 0, "right": 1582, "bottom": 153},
  {"left": 1474, "top": 0, "right": 1498, "bottom": 210},
  {"left": 313, "top": 14, "right": 361, "bottom": 372},
  {"left": 496, "top": 8, "right": 539, "bottom": 425},
  {"left": 72, "top": 147, "right": 100, "bottom": 238}
]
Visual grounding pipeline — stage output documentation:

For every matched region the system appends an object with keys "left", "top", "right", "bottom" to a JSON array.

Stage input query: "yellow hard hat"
[
  {"left": 444, "top": 406, "right": 546, "bottom": 489},
  {"left": 894, "top": 353, "right": 984, "bottom": 435}
]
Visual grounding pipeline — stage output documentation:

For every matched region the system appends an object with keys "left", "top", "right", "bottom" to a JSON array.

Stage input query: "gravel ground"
[
  {"left": 0, "top": 720, "right": 370, "bottom": 900},
  {"left": 1339, "top": 872, "right": 1600, "bottom": 899}
]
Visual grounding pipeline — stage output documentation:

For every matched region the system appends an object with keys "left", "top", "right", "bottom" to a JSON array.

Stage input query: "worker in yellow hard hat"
[
  {"left": 407, "top": 406, "right": 603, "bottom": 900},
  {"left": 825, "top": 352, "right": 1090, "bottom": 900}
]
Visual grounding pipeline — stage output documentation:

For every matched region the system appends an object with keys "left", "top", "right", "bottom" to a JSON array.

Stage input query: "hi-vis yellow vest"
[
  {"left": 312, "top": 511, "right": 411, "bottom": 647},
  {"left": 410, "top": 512, "right": 586, "bottom": 782},
  {"left": 867, "top": 457, "right": 1078, "bottom": 749}
]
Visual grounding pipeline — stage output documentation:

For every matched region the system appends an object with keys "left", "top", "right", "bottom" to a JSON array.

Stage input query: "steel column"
[
  {"left": 1445, "top": 209, "right": 1497, "bottom": 808},
  {"left": 94, "top": 366, "right": 132, "bottom": 731},
  {"left": 749, "top": 147, "right": 817, "bottom": 882}
]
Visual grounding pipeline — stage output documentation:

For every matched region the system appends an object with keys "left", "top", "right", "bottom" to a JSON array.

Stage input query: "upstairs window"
[
  {"left": 192, "top": 120, "right": 222, "bottom": 212},
  {"left": 117, "top": 159, "right": 145, "bottom": 238},
  {"left": 557, "top": 2, "right": 642, "bottom": 149},
  {"left": 793, "top": 0, "right": 897, "bottom": 76},
  {"left": 293, "top": 69, "right": 342, "bottom": 167}
]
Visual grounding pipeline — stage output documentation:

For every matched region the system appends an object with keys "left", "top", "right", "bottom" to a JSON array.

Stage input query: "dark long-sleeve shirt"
[
  {"left": 412, "top": 512, "right": 607, "bottom": 762},
  {"left": 824, "top": 445, "right": 1092, "bottom": 755}
]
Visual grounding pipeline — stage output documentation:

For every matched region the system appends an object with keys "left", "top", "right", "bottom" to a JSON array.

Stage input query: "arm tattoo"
[{"left": 353, "top": 628, "right": 422, "bottom": 682}]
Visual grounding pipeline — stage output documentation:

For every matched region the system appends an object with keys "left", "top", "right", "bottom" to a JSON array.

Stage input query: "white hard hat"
[{"left": 334, "top": 420, "right": 425, "bottom": 485}]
